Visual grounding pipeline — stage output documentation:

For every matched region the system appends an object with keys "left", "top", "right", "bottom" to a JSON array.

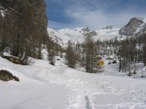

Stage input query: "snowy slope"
[
  {"left": 143, "top": 17, "right": 146, "bottom": 22},
  {"left": 48, "top": 27, "right": 121, "bottom": 47},
  {"left": 47, "top": 27, "right": 70, "bottom": 46},
  {"left": 0, "top": 56, "right": 146, "bottom": 109},
  {"left": 135, "top": 17, "right": 146, "bottom": 34},
  {"left": 0, "top": 57, "right": 72, "bottom": 109},
  {"left": 57, "top": 28, "right": 85, "bottom": 43},
  {"left": 95, "top": 28, "right": 121, "bottom": 41}
]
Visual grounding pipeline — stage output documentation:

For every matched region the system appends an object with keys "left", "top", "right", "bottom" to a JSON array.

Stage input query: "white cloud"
[
  {"left": 47, "top": 0, "right": 146, "bottom": 29},
  {"left": 65, "top": 6, "right": 146, "bottom": 29}
]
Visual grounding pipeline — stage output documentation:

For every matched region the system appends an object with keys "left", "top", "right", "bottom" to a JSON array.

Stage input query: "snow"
[
  {"left": 134, "top": 17, "right": 146, "bottom": 34},
  {"left": 48, "top": 27, "right": 123, "bottom": 47},
  {"left": 0, "top": 57, "right": 71, "bottom": 109},
  {"left": 58, "top": 28, "right": 84, "bottom": 43},
  {"left": 135, "top": 22, "right": 146, "bottom": 34},
  {"left": 0, "top": 56, "right": 146, "bottom": 109},
  {"left": 142, "top": 17, "right": 146, "bottom": 23},
  {"left": 0, "top": 5, "right": 5, "bottom": 17},
  {"left": 48, "top": 17, "right": 146, "bottom": 46},
  {"left": 41, "top": 48, "right": 48, "bottom": 61},
  {"left": 0, "top": 10, "right": 5, "bottom": 17},
  {"left": 95, "top": 28, "right": 120, "bottom": 41},
  {"left": 47, "top": 27, "right": 70, "bottom": 47}
]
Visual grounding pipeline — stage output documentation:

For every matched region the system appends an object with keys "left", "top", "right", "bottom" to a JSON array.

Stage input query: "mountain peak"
[
  {"left": 104, "top": 25, "right": 114, "bottom": 29},
  {"left": 119, "top": 17, "right": 144, "bottom": 36}
]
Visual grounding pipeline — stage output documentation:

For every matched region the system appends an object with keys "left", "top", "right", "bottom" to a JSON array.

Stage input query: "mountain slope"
[
  {"left": 48, "top": 27, "right": 120, "bottom": 47},
  {"left": 119, "top": 17, "right": 146, "bottom": 36},
  {"left": 48, "top": 17, "right": 146, "bottom": 47}
]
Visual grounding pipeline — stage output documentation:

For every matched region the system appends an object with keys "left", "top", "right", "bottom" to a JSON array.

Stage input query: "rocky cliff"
[{"left": 119, "top": 17, "right": 146, "bottom": 36}]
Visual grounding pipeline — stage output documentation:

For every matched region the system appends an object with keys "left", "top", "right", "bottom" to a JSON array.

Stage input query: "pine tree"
[
  {"left": 66, "top": 41, "right": 79, "bottom": 68},
  {"left": 83, "top": 35, "right": 98, "bottom": 73}
]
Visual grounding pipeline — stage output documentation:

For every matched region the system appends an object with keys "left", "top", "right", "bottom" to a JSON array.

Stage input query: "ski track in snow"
[{"left": 32, "top": 66, "right": 146, "bottom": 109}]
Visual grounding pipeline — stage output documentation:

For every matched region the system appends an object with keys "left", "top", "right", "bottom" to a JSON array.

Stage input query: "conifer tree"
[{"left": 66, "top": 41, "right": 79, "bottom": 68}]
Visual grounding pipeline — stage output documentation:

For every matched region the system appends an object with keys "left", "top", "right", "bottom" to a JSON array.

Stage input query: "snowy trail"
[
  {"left": 43, "top": 66, "right": 146, "bottom": 109},
  {"left": 47, "top": 67, "right": 98, "bottom": 109}
]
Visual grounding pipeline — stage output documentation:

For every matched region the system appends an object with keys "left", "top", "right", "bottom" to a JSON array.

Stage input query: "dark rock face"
[
  {"left": 81, "top": 27, "right": 97, "bottom": 36},
  {"left": 81, "top": 27, "right": 90, "bottom": 33},
  {"left": 88, "top": 30, "right": 97, "bottom": 36},
  {"left": 119, "top": 17, "right": 144, "bottom": 36},
  {"left": 0, "top": 70, "right": 19, "bottom": 82},
  {"left": 104, "top": 25, "right": 113, "bottom": 29},
  {"left": 0, "top": 0, "right": 16, "bottom": 9}
]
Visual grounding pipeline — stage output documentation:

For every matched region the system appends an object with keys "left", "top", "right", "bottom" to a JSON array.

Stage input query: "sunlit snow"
[{"left": 0, "top": 54, "right": 146, "bottom": 109}]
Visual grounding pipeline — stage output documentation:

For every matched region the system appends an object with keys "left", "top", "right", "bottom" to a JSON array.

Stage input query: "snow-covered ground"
[{"left": 0, "top": 56, "right": 146, "bottom": 109}]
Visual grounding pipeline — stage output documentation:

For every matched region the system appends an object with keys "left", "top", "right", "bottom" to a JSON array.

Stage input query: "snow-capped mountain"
[
  {"left": 48, "top": 26, "right": 120, "bottom": 47},
  {"left": 48, "top": 17, "right": 146, "bottom": 47},
  {"left": 119, "top": 17, "right": 146, "bottom": 36}
]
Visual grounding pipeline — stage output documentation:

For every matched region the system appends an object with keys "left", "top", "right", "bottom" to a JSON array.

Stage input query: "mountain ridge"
[
  {"left": 119, "top": 17, "right": 146, "bottom": 36},
  {"left": 48, "top": 26, "right": 121, "bottom": 47},
  {"left": 48, "top": 17, "right": 146, "bottom": 47}
]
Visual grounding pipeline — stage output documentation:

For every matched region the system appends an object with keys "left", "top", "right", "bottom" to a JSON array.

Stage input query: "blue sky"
[{"left": 45, "top": 0, "right": 146, "bottom": 29}]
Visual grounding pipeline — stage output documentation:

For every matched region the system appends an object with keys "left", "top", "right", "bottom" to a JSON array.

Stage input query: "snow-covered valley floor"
[{"left": 0, "top": 57, "right": 146, "bottom": 109}]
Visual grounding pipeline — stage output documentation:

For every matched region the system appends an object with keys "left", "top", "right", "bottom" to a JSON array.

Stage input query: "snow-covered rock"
[
  {"left": 119, "top": 17, "right": 146, "bottom": 36},
  {"left": 104, "top": 25, "right": 114, "bottom": 29}
]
